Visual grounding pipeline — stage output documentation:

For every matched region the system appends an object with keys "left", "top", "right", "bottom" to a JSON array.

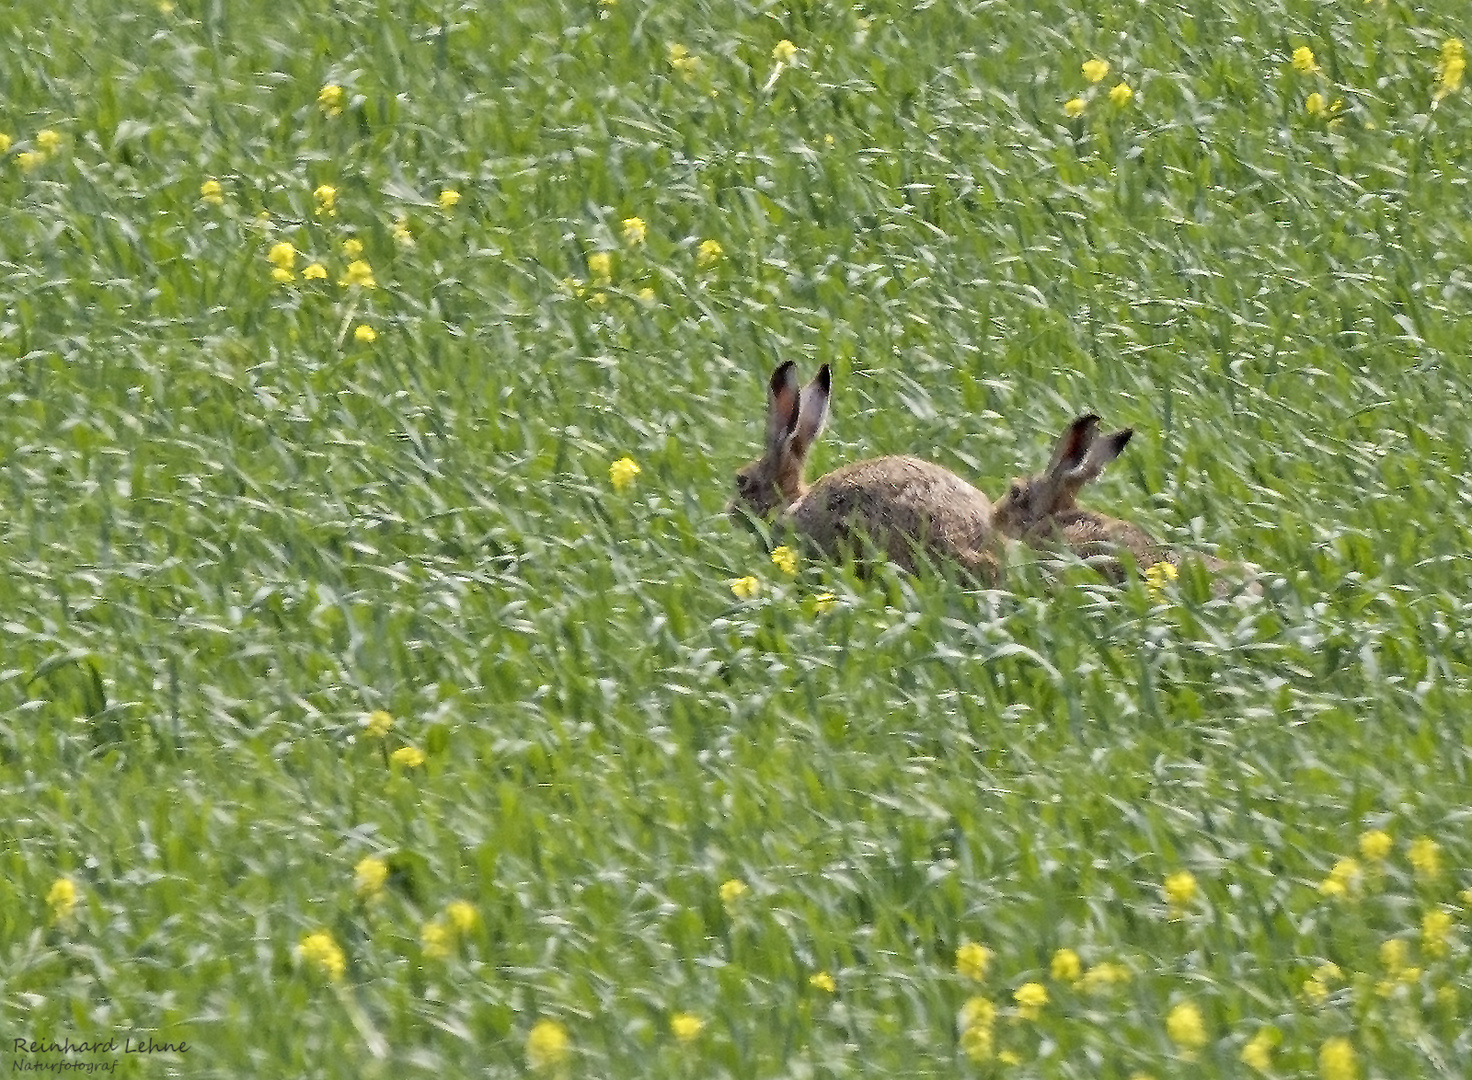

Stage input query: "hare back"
[{"left": 782, "top": 456, "right": 994, "bottom": 574}]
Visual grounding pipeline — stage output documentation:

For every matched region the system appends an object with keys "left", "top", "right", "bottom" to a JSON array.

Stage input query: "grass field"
[{"left": 2, "top": 0, "right": 1470, "bottom": 1076}]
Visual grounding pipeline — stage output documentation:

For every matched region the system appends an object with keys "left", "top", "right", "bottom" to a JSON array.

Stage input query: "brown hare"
[
  {"left": 731, "top": 362, "right": 998, "bottom": 580},
  {"left": 991, "top": 415, "right": 1257, "bottom": 594}
]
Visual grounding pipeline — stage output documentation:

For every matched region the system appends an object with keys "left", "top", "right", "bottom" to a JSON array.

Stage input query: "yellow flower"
[
  {"left": 1166, "top": 1001, "right": 1208, "bottom": 1053},
  {"left": 392, "top": 217, "right": 413, "bottom": 246},
  {"left": 588, "top": 251, "right": 613, "bottom": 285},
  {"left": 719, "top": 877, "right": 747, "bottom": 912},
  {"left": 668, "top": 44, "right": 701, "bottom": 80},
  {"left": 354, "top": 856, "right": 388, "bottom": 898},
  {"left": 1292, "top": 46, "right": 1320, "bottom": 75},
  {"left": 342, "top": 237, "right": 364, "bottom": 258},
  {"left": 770, "top": 546, "right": 798, "bottom": 574},
  {"left": 809, "top": 971, "right": 836, "bottom": 992},
  {"left": 364, "top": 710, "right": 394, "bottom": 737},
  {"left": 525, "top": 1019, "right": 571, "bottom": 1071},
  {"left": 1013, "top": 982, "right": 1047, "bottom": 1020},
  {"left": 1240, "top": 1028, "right": 1279, "bottom": 1073},
  {"left": 1318, "top": 857, "right": 1360, "bottom": 897},
  {"left": 1078, "top": 961, "right": 1132, "bottom": 993},
  {"left": 268, "top": 241, "right": 297, "bottom": 270},
  {"left": 773, "top": 39, "right": 798, "bottom": 64},
  {"left": 340, "top": 259, "right": 376, "bottom": 288},
  {"left": 959, "top": 1022, "right": 994, "bottom": 1062},
  {"left": 199, "top": 179, "right": 224, "bottom": 206},
  {"left": 354, "top": 324, "right": 378, "bottom": 344},
  {"left": 1082, "top": 59, "right": 1109, "bottom": 84},
  {"left": 811, "top": 593, "right": 838, "bottom": 615},
  {"left": 959, "top": 995, "right": 996, "bottom": 1031},
  {"left": 46, "top": 877, "right": 78, "bottom": 921},
  {"left": 1436, "top": 39, "right": 1465, "bottom": 101},
  {"left": 318, "top": 83, "right": 346, "bottom": 117},
  {"left": 297, "top": 930, "right": 346, "bottom": 979},
  {"left": 390, "top": 746, "right": 425, "bottom": 767},
  {"left": 729, "top": 575, "right": 761, "bottom": 599},
  {"left": 1063, "top": 97, "right": 1086, "bottom": 118},
  {"left": 1145, "top": 561, "right": 1179, "bottom": 597},
  {"left": 955, "top": 942, "right": 990, "bottom": 980},
  {"left": 303, "top": 262, "right": 327, "bottom": 280},
  {"left": 313, "top": 184, "right": 337, "bottom": 214},
  {"left": 637, "top": 286, "right": 655, "bottom": 304},
  {"left": 271, "top": 268, "right": 293, "bottom": 283},
  {"left": 609, "top": 456, "right": 641, "bottom": 492},
  {"left": 446, "top": 900, "right": 479, "bottom": 934},
  {"left": 1359, "top": 829, "right": 1392, "bottom": 861},
  {"left": 670, "top": 1013, "right": 703, "bottom": 1042},
  {"left": 36, "top": 129, "right": 61, "bottom": 155},
  {"left": 1318, "top": 1037, "right": 1357, "bottom": 1080},
  {"left": 997, "top": 1050, "right": 1022, "bottom": 1066},
  {"left": 1306, "top": 92, "right": 1326, "bottom": 116},
  {"left": 1302, "top": 962, "right": 1341, "bottom": 1005},
  {"left": 622, "top": 216, "right": 647, "bottom": 245},
  {"left": 422, "top": 920, "right": 452, "bottom": 958},
  {"left": 0, "top": 133, "right": 10, "bottom": 153},
  {"left": 1110, "top": 82, "right": 1134, "bottom": 107},
  {"left": 438, "top": 189, "right": 461, "bottom": 210},
  {"left": 696, "top": 238, "right": 723, "bottom": 267},
  {"left": 1408, "top": 836, "right": 1441, "bottom": 878},
  {"left": 1050, "top": 948, "right": 1081, "bottom": 982},
  {"left": 1379, "top": 937, "right": 1407, "bottom": 972},
  {"left": 1163, "top": 869, "right": 1197, "bottom": 908},
  {"left": 16, "top": 150, "right": 45, "bottom": 171},
  {"left": 1423, "top": 908, "right": 1453, "bottom": 957}
]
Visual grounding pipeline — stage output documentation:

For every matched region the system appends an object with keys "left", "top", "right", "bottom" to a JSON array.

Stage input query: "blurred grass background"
[{"left": 1, "top": 0, "right": 1469, "bottom": 1076}]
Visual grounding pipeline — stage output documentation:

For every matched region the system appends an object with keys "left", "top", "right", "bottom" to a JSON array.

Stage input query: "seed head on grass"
[
  {"left": 297, "top": 931, "right": 346, "bottom": 979},
  {"left": 526, "top": 1019, "right": 571, "bottom": 1071},
  {"left": 609, "top": 456, "right": 640, "bottom": 492},
  {"left": 955, "top": 942, "right": 989, "bottom": 980},
  {"left": 46, "top": 877, "right": 78, "bottom": 922}
]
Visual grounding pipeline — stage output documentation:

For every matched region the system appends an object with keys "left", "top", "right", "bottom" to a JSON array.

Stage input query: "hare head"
[
  {"left": 730, "top": 361, "right": 831, "bottom": 523},
  {"left": 991, "top": 414, "right": 1133, "bottom": 538}
]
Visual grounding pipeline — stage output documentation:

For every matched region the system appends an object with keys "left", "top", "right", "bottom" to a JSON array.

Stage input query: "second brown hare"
[
  {"left": 730, "top": 362, "right": 998, "bottom": 580},
  {"left": 991, "top": 414, "right": 1257, "bottom": 594}
]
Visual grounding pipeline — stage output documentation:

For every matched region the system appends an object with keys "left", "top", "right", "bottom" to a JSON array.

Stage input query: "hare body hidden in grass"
[
  {"left": 990, "top": 414, "right": 1256, "bottom": 594},
  {"left": 730, "top": 362, "right": 998, "bottom": 580}
]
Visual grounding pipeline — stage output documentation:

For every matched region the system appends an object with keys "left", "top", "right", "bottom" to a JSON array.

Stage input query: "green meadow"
[{"left": 2, "top": 0, "right": 1470, "bottom": 1075}]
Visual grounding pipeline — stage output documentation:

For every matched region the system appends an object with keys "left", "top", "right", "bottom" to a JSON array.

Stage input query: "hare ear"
[
  {"left": 765, "top": 361, "right": 802, "bottom": 453},
  {"left": 1045, "top": 414, "right": 1101, "bottom": 477},
  {"left": 1064, "top": 428, "right": 1133, "bottom": 487},
  {"left": 788, "top": 364, "right": 831, "bottom": 459}
]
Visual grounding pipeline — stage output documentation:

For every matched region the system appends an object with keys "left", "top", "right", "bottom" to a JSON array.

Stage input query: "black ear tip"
[
  {"left": 770, "top": 360, "right": 796, "bottom": 390},
  {"left": 817, "top": 364, "right": 832, "bottom": 390},
  {"left": 1116, "top": 428, "right": 1134, "bottom": 446}
]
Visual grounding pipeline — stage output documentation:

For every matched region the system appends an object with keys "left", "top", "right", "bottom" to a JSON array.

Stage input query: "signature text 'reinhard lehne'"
[{"left": 13, "top": 1038, "right": 189, "bottom": 1055}]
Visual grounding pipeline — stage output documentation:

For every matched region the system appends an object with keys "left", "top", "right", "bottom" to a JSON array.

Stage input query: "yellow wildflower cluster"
[
  {"left": 1013, "top": 981, "right": 1047, "bottom": 1021},
  {"left": 1292, "top": 46, "right": 1321, "bottom": 75},
  {"left": 47, "top": 877, "right": 78, "bottom": 922},
  {"left": 667, "top": 43, "right": 700, "bottom": 80},
  {"left": 525, "top": 1019, "right": 571, "bottom": 1071},
  {"left": 314, "top": 184, "right": 337, "bottom": 216},
  {"left": 14, "top": 128, "right": 63, "bottom": 172},
  {"left": 588, "top": 251, "right": 613, "bottom": 285},
  {"left": 719, "top": 877, "right": 747, "bottom": 913},
  {"left": 1435, "top": 39, "right": 1464, "bottom": 102},
  {"left": 1063, "top": 58, "right": 1132, "bottom": 116},
  {"left": 670, "top": 1013, "right": 703, "bottom": 1042},
  {"left": 770, "top": 545, "right": 797, "bottom": 574},
  {"left": 438, "top": 189, "right": 461, "bottom": 210},
  {"left": 1049, "top": 948, "right": 1081, "bottom": 982},
  {"left": 958, "top": 995, "right": 996, "bottom": 1062},
  {"left": 1076, "top": 960, "right": 1132, "bottom": 993},
  {"left": 199, "top": 178, "right": 225, "bottom": 206},
  {"left": 1318, "top": 856, "right": 1361, "bottom": 897},
  {"left": 809, "top": 971, "right": 836, "bottom": 992},
  {"left": 297, "top": 930, "right": 346, "bottom": 979},
  {"left": 1145, "top": 561, "right": 1179, "bottom": 598},
  {"left": 1165, "top": 1001, "right": 1208, "bottom": 1056},
  {"left": 1302, "top": 961, "right": 1342, "bottom": 1005},
  {"left": 1240, "top": 1027, "right": 1279, "bottom": 1073},
  {"left": 729, "top": 575, "right": 760, "bottom": 599},
  {"left": 1163, "top": 869, "right": 1198, "bottom": 913},
  {"left": 696, "top": 238, "right": 723, "bottom": 267},
  {"left": 318, "top": 83, "right": 346, "bottom": 117},
  {"left": 390, "top": 745, "right": 425, "bottom": 767},
  {"left": 955, "top": 941, "right": 990, "bottom": 980},
  {"left": 621, "top": 216, "right": 647, "bottom": 245},
  {"left": 354, "top": 855, "right": 389, "bottom": 899},
  {"left": 364, "top": 709, "right": 394, "bottom": 737},
  {"left": 1318, "top": 1036, "right": 1357, "bottom": 1080},
  {"left": 609, "top": 456, "right": 641, "bottom": 492}
]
